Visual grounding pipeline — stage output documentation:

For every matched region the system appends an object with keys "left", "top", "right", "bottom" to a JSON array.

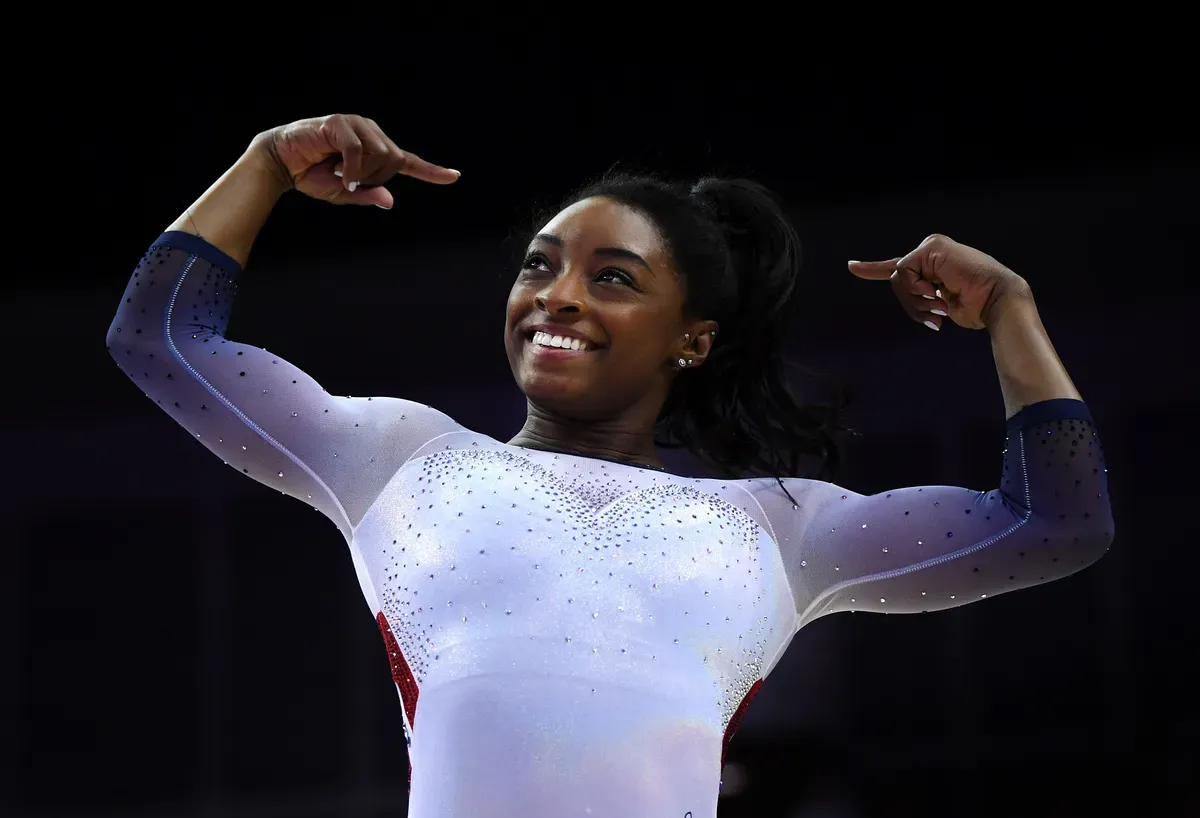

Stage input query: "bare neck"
[{"left": 508, "top": 401, "right": 664, "bottom": 470}]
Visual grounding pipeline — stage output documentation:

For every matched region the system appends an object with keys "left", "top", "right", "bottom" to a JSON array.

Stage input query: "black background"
[{"left": 7, "top": 34, "right": 1197, "bottom": 817}]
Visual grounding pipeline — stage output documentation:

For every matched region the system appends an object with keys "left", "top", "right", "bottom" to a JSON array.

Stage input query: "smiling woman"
[
  {"left": 505, "top": 176, "right": 847, "bottom": 484},
  {"left": 105, "top": 114, "right": 1113, "bottom": 818}
]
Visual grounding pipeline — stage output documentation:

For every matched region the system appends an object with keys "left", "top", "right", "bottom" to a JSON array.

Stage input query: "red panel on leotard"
[
  {"left": 377, "top": 612, "right": 419, "bottom": 785},
  {"left": 721, "top": 679, "right": 762, "bottom": 764},
  {"left": 376, "top": 612, "right": 419, "bottom": 728}
]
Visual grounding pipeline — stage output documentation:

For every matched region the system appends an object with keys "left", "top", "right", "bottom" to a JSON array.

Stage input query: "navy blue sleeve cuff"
[
  {"left": 1005, "top": 398, "right": 1093, "bottom": 433},
  {"left": 154, "top": 231, "right": 243, "bottom": 275}
]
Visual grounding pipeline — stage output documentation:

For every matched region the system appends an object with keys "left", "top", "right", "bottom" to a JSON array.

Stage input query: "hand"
[
  {"left": 251, "top": 114, "right": 460, "bottom": 209},
  {"left": 847, "top": 234, "right": 1031, "bottom": 330}
]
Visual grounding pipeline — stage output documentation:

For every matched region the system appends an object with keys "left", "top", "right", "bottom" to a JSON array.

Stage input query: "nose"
[{"left": 534, "top": 269, "right": 588, "bottom": 316}]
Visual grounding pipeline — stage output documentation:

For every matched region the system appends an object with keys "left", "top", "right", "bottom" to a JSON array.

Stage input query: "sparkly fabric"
[{"left": 107, "top": 233, "right": 1115, "bottom": 818}]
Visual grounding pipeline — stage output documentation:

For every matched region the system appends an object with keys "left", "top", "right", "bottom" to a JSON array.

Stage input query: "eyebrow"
[{"left": 533, "top": 233, "right": 652, "bottom": 273}]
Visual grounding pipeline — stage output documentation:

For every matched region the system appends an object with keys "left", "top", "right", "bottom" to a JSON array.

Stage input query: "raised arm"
[
  {"left": 752, "top": 235, "right": 1114, "bottom": 625},
  {"left": 748, "top": 398, "right": 1112, "bottom": 624},
  {"left": 105, "top": 115, "right": 463, "bottom": 539}
]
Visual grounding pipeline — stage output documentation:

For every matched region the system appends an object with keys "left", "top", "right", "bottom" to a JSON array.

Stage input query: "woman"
[{"left": 106, "top": 114, "right": 1113, "bottom": 818}]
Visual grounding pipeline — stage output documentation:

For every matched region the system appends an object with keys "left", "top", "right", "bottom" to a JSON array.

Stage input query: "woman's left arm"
[{"left": 753, "top": 236, "right": 1114, "bottom": 626}]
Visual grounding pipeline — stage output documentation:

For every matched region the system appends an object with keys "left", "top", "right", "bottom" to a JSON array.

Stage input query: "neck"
[{"left": 508, "top": 401, "right": 664, "bottom": 470}]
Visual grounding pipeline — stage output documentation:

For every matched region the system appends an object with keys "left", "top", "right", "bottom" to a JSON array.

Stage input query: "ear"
[{"left": 677, "top": 320, "right": 720, "bottom": 368}]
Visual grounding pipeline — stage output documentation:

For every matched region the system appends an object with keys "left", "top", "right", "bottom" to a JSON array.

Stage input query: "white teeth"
[{"left": 532, "top": 331, "right": 590, "bottom": 351}]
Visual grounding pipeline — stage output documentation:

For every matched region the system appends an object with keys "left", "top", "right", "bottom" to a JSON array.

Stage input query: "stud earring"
[
  {"left": 678, "top": 358, "right": 689, "bottom": 367},
  {"left": 683, "top": 333, "right": 690, "bottom": 341}
]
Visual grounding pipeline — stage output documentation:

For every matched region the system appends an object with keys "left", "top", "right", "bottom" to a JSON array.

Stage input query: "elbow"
[
  {"left": 105, "top": 319, "right": 132, "bottom": 360},
  {"left": 105, "top": 317, "right": 149, "bottom": 367},
  {"left": 1033, "top": 504, "right": 1116, "bottom": 575},
  {"left": 1078, "top": 497, "right": 1116, "bottom": 565},
  {"left": 105, "top": 321, "right": 121, "bottom": 354}
]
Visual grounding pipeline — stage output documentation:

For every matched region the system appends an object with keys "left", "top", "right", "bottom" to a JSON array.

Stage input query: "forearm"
[
  {"left": 987, "top": 283, "right": 1082, "bottom": 419},
  {"left": 166, "top": 138, "right": 288, "bottom": 267}
]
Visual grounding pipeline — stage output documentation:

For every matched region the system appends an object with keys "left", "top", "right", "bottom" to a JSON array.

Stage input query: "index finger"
[
  {"left": 383, "top": 136, "right": 460, "bottom": 185},
  {"left": 847, "top": 257, "right": 901, "bottom": 280}
]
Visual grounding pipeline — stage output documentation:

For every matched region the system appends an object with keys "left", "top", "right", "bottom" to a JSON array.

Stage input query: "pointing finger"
[
  {"left": 393, "top": 148, "right": 461, "bottom": 185},
  {"left": 847, "top": 257, "right": 902, "bottom": 280}
]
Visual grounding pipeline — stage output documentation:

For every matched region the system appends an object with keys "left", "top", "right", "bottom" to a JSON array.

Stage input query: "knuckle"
[{"left": 923, "top": 233, "right": 948, "bottom": 245}]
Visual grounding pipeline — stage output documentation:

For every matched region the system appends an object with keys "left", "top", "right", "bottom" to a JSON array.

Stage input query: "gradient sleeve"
[
  {"left": 105, "top": 231, "right": 465, "bottom": 538},
  {"left": 744, "top": 399, "right": 1114, "bottom": 625}
]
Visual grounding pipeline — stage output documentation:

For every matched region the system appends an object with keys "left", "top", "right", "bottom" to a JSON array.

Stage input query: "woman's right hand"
[{"left": 252, "top": 114, "right": 460, "bottom": 209}]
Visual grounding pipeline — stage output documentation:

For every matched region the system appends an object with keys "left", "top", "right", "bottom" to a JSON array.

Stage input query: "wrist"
[
  {"left": 242, "top": 132, "right": 294, "bottom": 200},
  {"left": 165, "top": 138, "right": 292, "bottom": 267},
  {"left": 982, "top": 274, "right": 1033, "bottom": 329}
]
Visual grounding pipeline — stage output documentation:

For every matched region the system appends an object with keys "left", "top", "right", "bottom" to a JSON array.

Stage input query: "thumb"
[
  {"left": 847, "top": 257, "right": 902, "bottom": 280},
  {"left": 338, "top": 184, "right": 395, "bottom": 209}
]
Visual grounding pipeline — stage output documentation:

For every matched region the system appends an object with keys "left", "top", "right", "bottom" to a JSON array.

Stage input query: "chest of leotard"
[{"left": 351, "top": 441, "right": 795, "bottom": 720}]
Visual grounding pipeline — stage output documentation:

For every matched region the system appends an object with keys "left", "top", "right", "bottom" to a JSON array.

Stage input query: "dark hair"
[{"left": 526, "top": 170, "right": 852, "bottom": 484}]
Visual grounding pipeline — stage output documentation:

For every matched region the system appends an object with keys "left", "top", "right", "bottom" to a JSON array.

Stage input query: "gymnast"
[{"left": 106, "top": 114, "right": 1113, "bottom": 818}]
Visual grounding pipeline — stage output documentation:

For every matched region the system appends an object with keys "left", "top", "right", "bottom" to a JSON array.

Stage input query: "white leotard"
[{"left": 106, "top": 232, "right": 1114, "bottom": 818}]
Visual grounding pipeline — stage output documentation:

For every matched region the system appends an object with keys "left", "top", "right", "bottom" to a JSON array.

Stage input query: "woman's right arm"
[{"left": 105, "top": 116, "right": 464, "bottom": 539}]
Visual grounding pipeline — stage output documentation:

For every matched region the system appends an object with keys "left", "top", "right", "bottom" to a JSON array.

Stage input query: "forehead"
[{"left": 538, "top": 197, "right": 665, "bottom": 257}]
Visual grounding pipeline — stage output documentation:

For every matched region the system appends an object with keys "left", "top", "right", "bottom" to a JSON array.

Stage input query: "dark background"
[{"left": 6, "top": 37, "right": 1197, "bottom": 817}]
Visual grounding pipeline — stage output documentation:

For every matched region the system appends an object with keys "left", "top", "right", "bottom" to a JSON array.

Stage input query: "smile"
[{"left": 530, "top": 331, "right": 596, "bottom": 352}]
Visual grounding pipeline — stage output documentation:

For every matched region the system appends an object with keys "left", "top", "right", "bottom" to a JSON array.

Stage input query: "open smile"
[{"left": 529, "top": 330, "right": 597, "bottom": 352}]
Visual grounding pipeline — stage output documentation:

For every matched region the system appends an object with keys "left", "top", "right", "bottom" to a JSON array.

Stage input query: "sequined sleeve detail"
[
  {"left": 105, "top": 232, "right": 466, "bottom": 536},
  {"left": 744, "top": 399, "right": 1114, "bottom": 625}
]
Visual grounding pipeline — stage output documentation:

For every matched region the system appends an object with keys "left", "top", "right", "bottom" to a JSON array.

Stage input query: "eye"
[
  {"left": 521, "top": 253, "right": 552, "bottom": 273},
  {"left": 595, "top": 268, "right": 636, "bottom": 287}
]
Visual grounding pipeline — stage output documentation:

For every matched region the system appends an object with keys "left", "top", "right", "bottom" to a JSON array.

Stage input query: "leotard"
[{"left": 106, "top": 232, "right": 1114, "bottom": 818}]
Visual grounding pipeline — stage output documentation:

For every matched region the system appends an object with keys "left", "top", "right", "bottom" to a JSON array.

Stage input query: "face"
[{"left": 504, "top": 197, "right": 699, "bottom": 420}]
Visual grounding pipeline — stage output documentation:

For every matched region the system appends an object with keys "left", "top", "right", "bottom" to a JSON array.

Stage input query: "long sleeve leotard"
[{"left": 107, "top": 232, "right": 1114, "bottom": 818}]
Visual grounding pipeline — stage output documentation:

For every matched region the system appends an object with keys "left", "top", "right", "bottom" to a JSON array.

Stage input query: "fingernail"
[
  {"left": 923, "top": 320, "right": 940, "bottom": 331},
  {"left": 447, "top": 168, "right": 461, "bottom": 176},
  {"left": 847, "top": 259, "right": 861, "bottom": 264},
  {"left": 931, "top": 309, "right": 948, "bottom": 316},
  {"left": 921, "top": 294, "right": 936, "bottom": 300},
  {"left": 348, "top": 181, "right": 358, "bottom": 192},
  {"left": 375, "top": 204, "right": 391, "bottom": 210},
  {"left": 333, "top": 170, "right": 343, "bottom": 178}
]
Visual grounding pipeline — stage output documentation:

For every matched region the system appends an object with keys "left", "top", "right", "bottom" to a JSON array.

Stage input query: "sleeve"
[
  {"left": 743, "top": 399, "right": 1114, "bottom": 625},
  {"left": 105, "top": 231, "right": 467, "bottom": 538}
]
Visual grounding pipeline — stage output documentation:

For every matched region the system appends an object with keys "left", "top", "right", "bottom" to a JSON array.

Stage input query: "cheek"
[
  {"left": 504, "top": 285, "right": 537, "bottom": 361},
  {"left": 505, "top": 285, "right": 529, "bottom": 329},
  {"left": 611, "top": 308, "right": 676, "bottom": 356}
]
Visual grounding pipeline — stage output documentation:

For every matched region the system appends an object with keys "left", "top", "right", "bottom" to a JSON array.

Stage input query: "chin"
[
  {"left": 520, "top": 371, "right": 589, "bottom": 404},
  {"left": 518, "top": 372, "right": 612, "bottom": 419}
]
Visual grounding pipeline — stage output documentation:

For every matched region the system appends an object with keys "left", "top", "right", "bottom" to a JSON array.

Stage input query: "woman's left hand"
[{"left": 848, "top": 234, "right": 1031, "bottom": 330}]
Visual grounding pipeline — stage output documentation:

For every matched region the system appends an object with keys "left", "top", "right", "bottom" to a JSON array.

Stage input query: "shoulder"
[
  {"left": 331, "top": 395, "right": 462, "bottom": 424},
  {"left": 699, "top": 476, "right": 858, "bottom": 542},
  {"left": 329, "top": 395, "right": 480, "bottom": 452},
  {"left": 710, "top": 475, "right": 843, "bottom": 506}
]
